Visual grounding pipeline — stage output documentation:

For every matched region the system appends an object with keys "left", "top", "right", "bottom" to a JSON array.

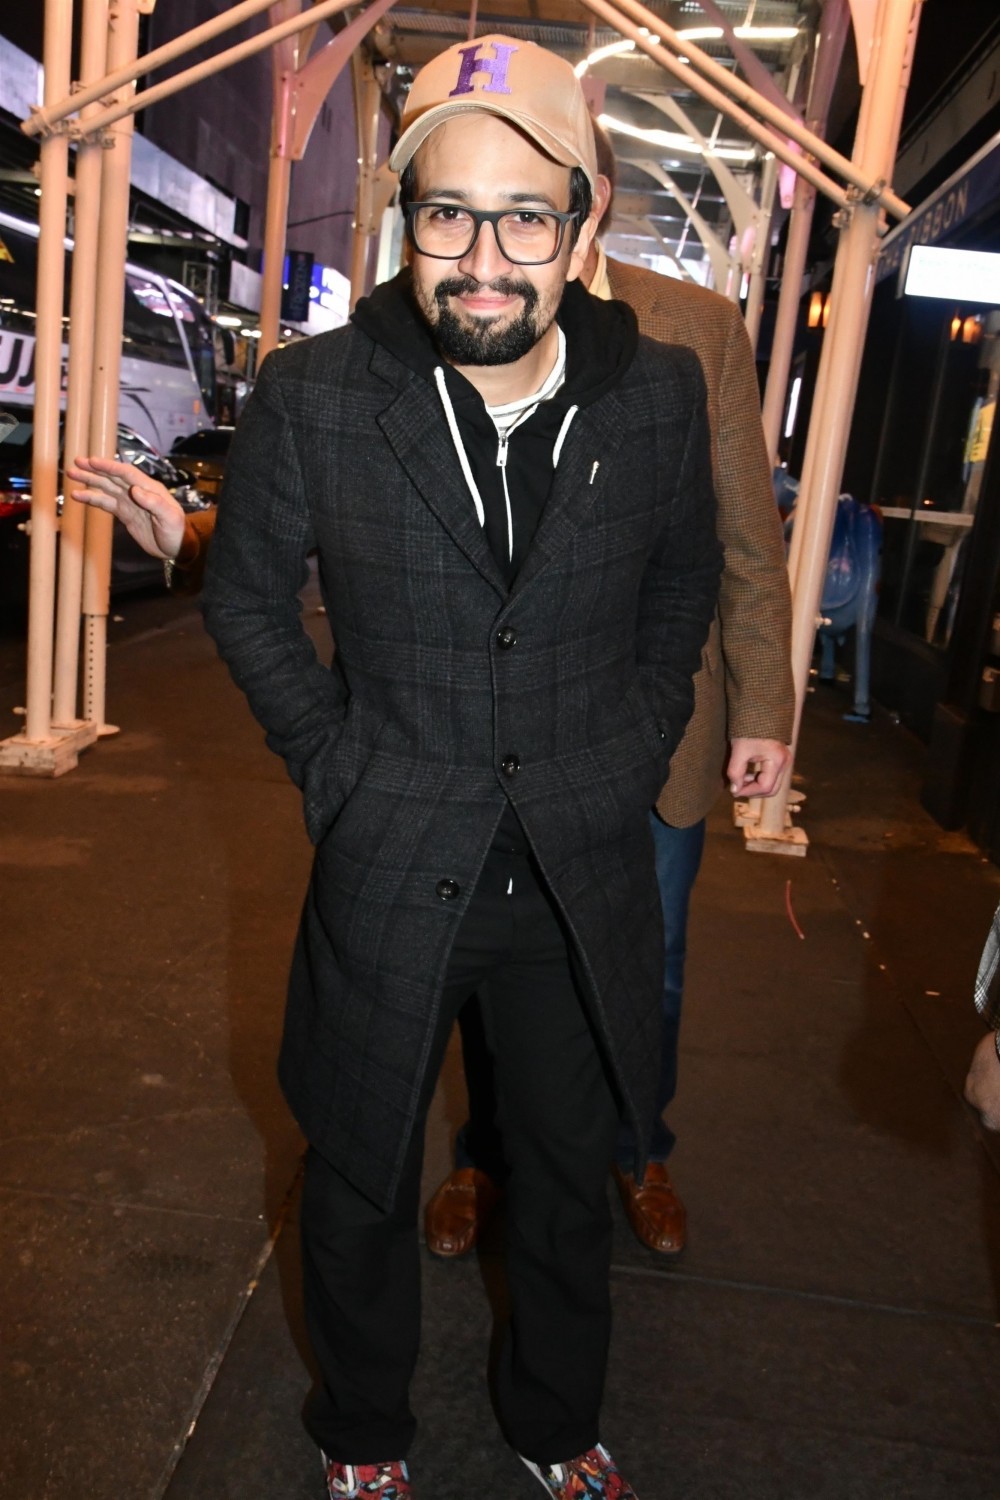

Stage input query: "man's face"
[{"left": 409, "top": 112, "right": 595, "bottom": 368}]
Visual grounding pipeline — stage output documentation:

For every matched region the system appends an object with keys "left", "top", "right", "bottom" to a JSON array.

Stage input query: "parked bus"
[{"left": 0, "top": 209, "right": 216, "bottom": 453}]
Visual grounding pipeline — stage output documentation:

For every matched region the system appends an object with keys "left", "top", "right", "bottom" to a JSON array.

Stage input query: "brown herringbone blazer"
[{"left": 606, "top": 258, "right": 794, "bottom": 825}]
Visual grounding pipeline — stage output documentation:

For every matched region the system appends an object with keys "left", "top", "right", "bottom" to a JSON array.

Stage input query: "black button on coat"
[{"left": 202, "top": 307, "right": 721, "bottom": 1212}]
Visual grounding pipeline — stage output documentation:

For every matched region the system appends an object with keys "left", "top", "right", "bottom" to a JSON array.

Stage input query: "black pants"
[{"left": 300, "top": 844, "right": 621, "bottom": 1466}]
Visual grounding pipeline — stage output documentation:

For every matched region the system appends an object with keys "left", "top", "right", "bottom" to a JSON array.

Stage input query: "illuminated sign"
[
  {"left": 279, "top": 257, "right": 350, "bottom": 328},
  {"left": 903, "top": 245, "right": 1000, "bottom": 303},
  {"left": 310, "top": 263, "right": 350, "bottom": 316}
]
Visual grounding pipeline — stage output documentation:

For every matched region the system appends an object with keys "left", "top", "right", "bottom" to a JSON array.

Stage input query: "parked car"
[
  {"left": 0, "top": 417, "right": 213, "bottom": 612},
  {"left": 169, "top": 425, "right": 234, "bottom": 496}
]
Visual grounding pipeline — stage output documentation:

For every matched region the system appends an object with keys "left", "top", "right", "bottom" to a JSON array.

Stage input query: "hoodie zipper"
[
  {"left": 432, "top": 336, "right": 578, "bottom": 565},
  {"left": 494, "top": 408, "right": 538, "bottom": 561}
]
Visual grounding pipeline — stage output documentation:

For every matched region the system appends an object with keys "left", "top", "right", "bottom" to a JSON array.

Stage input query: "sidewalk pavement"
[{"left": 2, "top": 577, "right": 999, "bottom": 1500}]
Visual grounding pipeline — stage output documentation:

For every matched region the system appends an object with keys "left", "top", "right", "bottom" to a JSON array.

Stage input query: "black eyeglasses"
[{"left": 404, "top": 202, "right": 579, "bottom": 266}]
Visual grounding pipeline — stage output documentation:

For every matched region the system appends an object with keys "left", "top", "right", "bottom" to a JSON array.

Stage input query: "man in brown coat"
[{"left": 425, "top": 124, "right": 794, "bottom": 1261}]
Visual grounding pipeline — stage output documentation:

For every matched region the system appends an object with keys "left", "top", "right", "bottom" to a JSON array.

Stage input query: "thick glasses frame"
[{"left": 404, "top": 201, "right": 579, "bottom": 266}]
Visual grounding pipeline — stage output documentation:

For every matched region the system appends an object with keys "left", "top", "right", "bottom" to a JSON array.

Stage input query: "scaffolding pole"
[
  {"left": 258, "top": 0, "right": 396, "bottom": 360},
  {"left": 80, "top": 0, "right": 143, "bottom": 734},
  {"left": 0, "top": 0, "right": 94, "bottom": 776},
  {"left": 349, "top": 54, "right": 385, "bottom": 310},
  {"left": 761, "top": 0, "right": 852, "bottom": 463},
  {"left": 743, "top": 151, "right": 779, "bottom": 352},
  {"left": 749, "top": 0, "right": 924, "bottom": 855},
  {"left": 52, "top": 0, "right": 109, "bottom": 729}
]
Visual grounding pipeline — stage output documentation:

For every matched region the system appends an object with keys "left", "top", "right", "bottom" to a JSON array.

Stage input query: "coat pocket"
[
  {"left": 622, "top": 677, "right": 671, "bottom": 788},
  {"left": 305, "top": 697, "right": 388, "bottom": 845}
]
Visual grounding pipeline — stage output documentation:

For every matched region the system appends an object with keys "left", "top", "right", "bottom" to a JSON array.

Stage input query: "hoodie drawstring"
[
  {"left": 433, "top": 366, "right": 485, "bottom": 528},
  {"left": 432, "top": 365, "right": 579, "bottom": 565},
  {"left": 552, "top": 405, "right": 578, "bottom": 468}
]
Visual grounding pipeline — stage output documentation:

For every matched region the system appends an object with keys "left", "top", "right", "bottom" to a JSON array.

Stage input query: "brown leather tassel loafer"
[
  {"left": 423, "top": 1166, "right": 502, "bottom": 1257},
  {"left": 612, "top": 1162, "right": 686, "bottom": 1255}
]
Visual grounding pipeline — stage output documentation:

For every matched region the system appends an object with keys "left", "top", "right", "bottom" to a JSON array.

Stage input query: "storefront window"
[{"left": 878, "top": 303, "right": 1000, "bottom": 648}]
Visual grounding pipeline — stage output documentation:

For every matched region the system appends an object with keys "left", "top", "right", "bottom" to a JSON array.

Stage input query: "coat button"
[
  {"left": 496, "top": 626, "right": 517, "bottom": 650},
  {"left": 501, "top": 754, "right": 520, "bottom": 777},
  {"left": 436, "top": 878, "right": 460, "bottom": 901}
]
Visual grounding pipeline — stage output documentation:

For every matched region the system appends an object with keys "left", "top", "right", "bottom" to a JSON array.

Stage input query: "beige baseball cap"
[{"left": 389, "top": 34, "right": 597, "bottom": 192}]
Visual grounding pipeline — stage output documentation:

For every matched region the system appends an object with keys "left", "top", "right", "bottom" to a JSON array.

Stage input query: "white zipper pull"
[
  {"left": 589, "top": 460, "right": 600, "bottom": 485},
  {"left": 497, "top": 435, "right": 509, "bottom": 469}
]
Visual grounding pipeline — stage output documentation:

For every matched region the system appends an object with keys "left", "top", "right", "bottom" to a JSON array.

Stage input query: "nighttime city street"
[{"left": 4, "top": 2, "right": 1000, "bottom": 1498}]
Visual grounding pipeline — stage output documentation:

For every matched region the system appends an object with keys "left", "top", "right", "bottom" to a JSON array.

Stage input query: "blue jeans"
[{"left": 614, "top": 814, "right": 706, "bottom": 1169}]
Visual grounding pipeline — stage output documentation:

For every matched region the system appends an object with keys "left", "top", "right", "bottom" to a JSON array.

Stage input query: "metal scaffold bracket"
[
  {"left": 24, "top": 106, "right": 73, "bottom": 140},
  {"left": 69, "top": 115, "right": 125, "bottom": 146}
]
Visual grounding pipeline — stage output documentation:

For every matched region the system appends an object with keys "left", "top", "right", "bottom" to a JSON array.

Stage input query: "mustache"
[{"left": 434, "top": 274, "right": 537, "bottom": 304}]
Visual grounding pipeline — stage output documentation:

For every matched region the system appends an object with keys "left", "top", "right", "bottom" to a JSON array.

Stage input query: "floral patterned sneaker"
[
  {"left": 520, "top": 1443, "right": 638, "bottom": 1499},
  {"left": 323, "top": 1456, "right": 412, "bottom": 1498}
]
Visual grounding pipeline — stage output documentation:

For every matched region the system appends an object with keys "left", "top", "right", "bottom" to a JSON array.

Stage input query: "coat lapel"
[
  {"left": 370, "top": 347, "right": 508, "bottom": 598},
  {"left": 368, "top": 344, "right": 630, "bottom": 601},
  {"left": 512, "top": 393, "right": 629, "bottom": 596}
]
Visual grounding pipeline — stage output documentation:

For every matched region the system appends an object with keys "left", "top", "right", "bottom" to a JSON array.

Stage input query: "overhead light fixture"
[
  {"left": 576, "top": 23, "right": 798, "bottom": 75},
  {"left": 675, "top": 26, "right": 800, "bottom": 42},
  {"left": 575, "top": 28, "right": 659, "bottom": 77},
  {"left": 575, "top": 40, "right": 633, "bottom": 76},
  {"left": 214, "top": 314, "right": 242, "bottom": 328},
  {"left": 598, "top": 112, "right": 756, "bottom": 163}
]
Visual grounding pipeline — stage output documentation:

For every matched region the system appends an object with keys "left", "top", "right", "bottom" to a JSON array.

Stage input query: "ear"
[
  {"left": 592, "top": 173, "right": 613, "bottom": 226},
  {"left": 566, "top": 207, "right": 599, "bottom": 284}
]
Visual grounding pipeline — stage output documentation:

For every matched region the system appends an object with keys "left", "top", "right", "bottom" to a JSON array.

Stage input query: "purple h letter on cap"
[{"left": 449, "top": 42, "right": 518, "bottom": 98}]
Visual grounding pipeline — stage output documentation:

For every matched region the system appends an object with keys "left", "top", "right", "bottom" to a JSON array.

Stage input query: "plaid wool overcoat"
[
  {"left": 606, "top": 259, "right": 794, "bottom": 827},
  {"left": 202, "top": 311, "right": 722, "bottom": 1211}
]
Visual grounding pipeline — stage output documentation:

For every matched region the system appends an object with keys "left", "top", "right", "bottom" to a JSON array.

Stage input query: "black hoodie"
[{"left": 352, "top": 268, "right": 638, "bottom": 589}]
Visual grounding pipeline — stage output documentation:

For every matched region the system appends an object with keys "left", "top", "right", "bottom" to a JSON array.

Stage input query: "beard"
[{"left": 416, "top": 273, "right": 553, "bottom": 366}]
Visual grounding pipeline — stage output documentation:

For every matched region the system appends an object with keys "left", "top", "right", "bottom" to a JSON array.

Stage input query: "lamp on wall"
[{"left": 807, "top": 290, "right": 831, "bottom": 329}]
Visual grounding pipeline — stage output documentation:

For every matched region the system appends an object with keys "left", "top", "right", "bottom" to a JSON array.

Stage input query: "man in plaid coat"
[{"left": 201, "top": 35, "right": 720, "bottom": 1500}]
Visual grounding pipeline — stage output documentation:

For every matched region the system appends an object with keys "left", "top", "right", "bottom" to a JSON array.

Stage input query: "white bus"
[{"left": 0, "top": 209, "right": 216, "bottom": 453}]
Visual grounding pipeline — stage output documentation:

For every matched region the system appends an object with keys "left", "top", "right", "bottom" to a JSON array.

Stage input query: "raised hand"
[{"left": 66, "top": 455, "right": 187, "bottom": 561}]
